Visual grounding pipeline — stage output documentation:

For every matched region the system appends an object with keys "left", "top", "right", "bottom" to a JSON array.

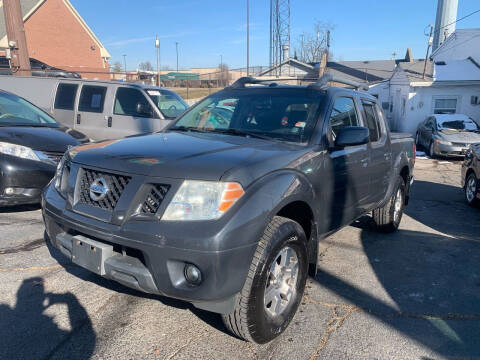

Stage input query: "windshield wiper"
[
  {"left": 169, "top": 126, "right": 208, "bottom": 133},
  {"left": 208, "top": 128, "right": 276, "bottom": 141}
]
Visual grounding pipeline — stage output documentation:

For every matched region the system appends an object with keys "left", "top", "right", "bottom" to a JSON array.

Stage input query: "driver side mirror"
[
  {"left": 335, "top": 126, "right": 370, "bottom": 147},
  {"left": 136, "top": 102, "right": 152, "bottom": 117}
]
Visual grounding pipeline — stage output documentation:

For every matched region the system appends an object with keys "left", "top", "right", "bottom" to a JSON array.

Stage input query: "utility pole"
[
  {"left": 175, "top": 42, "right": 179, "bottom": 73},
  {"left": 220, "top": 54, "right": 223, "bottom": 86},
  {"left": 155, "top": 35, "right": 160, "bottom": 86},
  {"left": 246, "top": 0, "right": 250, "bottom": 76},
  {"left": 123, "top": 54, "right": 127, "bottom": 73},
  {"left": 3, "top": 0, "right": 31, "bottom": 76},
  {"left": 423, "top": 24, "right": 434, "bottom": 79}
]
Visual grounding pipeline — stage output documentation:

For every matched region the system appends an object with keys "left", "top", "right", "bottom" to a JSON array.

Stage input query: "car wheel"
[
  {"left": 465, "top": 172, "right": 479, "bottom": 207},
  {"left": 222, "top": 216, "right": 308, "bottom": 344},
  {"left": 372, "top": 176, "right": 406, "bottom": 233},
  {"left": 428, "top": 141, "right": 436, "bottom": 158}
]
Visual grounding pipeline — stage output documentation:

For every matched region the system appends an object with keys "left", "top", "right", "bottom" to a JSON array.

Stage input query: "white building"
[{"left": 369, "top": 29, "right": 480, "bottom": 134}]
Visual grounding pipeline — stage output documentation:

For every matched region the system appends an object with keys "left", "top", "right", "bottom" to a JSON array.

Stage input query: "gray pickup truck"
[{"left": 42, "top": 76, "right": 415, "bottom": 343}]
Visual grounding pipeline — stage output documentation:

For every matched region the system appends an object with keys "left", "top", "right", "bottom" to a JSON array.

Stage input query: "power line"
[{"left": 434, "top": 8, "right": 480, "bottom": 36}]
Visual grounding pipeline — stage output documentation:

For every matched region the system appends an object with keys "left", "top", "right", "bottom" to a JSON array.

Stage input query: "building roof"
[
  {"left": 397, "top": 59, "right": 434, "bottom": 82},
  {"left": 0, "top": 0, "right": 110, "bottom": 58},
  {"left": 326, "top": 60, "right": 396, "bottom": 84}
]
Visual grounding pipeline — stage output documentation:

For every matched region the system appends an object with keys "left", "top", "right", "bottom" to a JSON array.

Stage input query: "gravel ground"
[{"left": 1, "top": 158, "right": 479, "bottom": 360}]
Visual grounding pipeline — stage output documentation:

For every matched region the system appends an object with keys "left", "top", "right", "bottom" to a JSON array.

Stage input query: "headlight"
[
  {"left": 0, "top": 142, "right": 41, "bottom": 161},
  {"left": 54, "top": 157, "right": 65, "bottom": 191},
  {"left": 162, "top": 181, "right": 245, "bottom": 221},
  {"left": 435, "top": 139, "right": 452, "bottom": 146}
]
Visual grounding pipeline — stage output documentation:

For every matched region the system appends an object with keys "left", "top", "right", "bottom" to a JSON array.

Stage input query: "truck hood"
[
  {"left": 439, "top": 130, "right": 480, "bottom": 144},
  {"left": 69, "top": 131, "right": 308, "bottom": 184}
]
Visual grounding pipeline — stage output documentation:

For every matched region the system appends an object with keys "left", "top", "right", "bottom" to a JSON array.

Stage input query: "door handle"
[
  {"left": 107, "top": 116, "right": 112, "bottom": 127},
  {"left": 361, "top": 158, "right": 368, "bottom": 167},
  {"left": 76, "top": 114, "right": 81, "bottom": 124}
]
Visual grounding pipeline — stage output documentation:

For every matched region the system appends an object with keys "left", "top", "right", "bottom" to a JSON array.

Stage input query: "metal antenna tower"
[{"left": 270, "top": 0, "right": 290, "bottom": 73}]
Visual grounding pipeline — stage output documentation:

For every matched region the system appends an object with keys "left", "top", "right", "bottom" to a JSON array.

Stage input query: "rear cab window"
[
  {"left": 78, "top": 85, "right": 107, "bottom": 113},
  {"left": 361, "top": 101, "right": 380, "bottom": 142},
  {"left": 54, "top": 83, "right": 78, "bottom": 110}
]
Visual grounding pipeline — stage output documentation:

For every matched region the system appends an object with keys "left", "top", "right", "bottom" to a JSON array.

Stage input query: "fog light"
[
  {"left": 184, "top": 264, "right": 202, "bottom": 285},
  {"left": 4, "top": 187, "right": 25, "bottom": 195}
]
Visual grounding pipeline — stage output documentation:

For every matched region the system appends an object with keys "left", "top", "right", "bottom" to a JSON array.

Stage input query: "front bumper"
[
  {"left": 42, "top": 183, "right": 260, "bottom": 314},
  {"left": 0, "top": 154, "right": 55, "bottom": 206},
  {"left": 433, "top": 142, "right": 469, "bottom": 157}
]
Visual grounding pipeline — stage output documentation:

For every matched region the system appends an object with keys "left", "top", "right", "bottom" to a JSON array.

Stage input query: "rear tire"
[
  {"left": 373, "top": 176, "right": 405, "bottom": 233},
  {"left": 465, "top": 172, "right": 480, "bottom": 207},
  {"left": 222, "top": 216, "right": 308, "bottom": 344}
]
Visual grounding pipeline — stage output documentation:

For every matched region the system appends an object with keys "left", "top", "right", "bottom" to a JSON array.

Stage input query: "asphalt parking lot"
[{"left": 1, "top": 158, "right": 480, "bottom": 360}]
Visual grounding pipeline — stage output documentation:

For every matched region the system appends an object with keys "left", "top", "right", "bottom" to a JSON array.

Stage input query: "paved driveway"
[{"left": 1, "top": 158, "right": 479, "bottom": 359}]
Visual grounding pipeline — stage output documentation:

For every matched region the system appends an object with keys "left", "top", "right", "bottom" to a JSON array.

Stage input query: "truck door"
[
  {"left": 361, "top": 100, "right": 392, "bottom": 206},
  {"left": 109, "top": 86, "right": 161, "bottom": 139},
  {"left": 324, "top": 96, "right": 371, "bottom": 230},
  {"left": 75, "top": 84, "right": 110, "bottom": 140},
  {"left": 53, "top": 82, "right": 78, "bottom": 129}
]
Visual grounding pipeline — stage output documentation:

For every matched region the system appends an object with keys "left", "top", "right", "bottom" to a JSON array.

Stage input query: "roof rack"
[
  {"left": 307, "top": 74, "right": 369, "bottom": 91},
  {"left": 227, "top": 76, "right": 318, "bottom": 89}
]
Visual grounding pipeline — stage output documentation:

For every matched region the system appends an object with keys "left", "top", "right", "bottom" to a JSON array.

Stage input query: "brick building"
[{"left": 0, "top": 0, "right": 111, "bottom": 79}]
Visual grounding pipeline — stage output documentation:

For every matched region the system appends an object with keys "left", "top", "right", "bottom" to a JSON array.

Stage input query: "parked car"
[
  {"left": 415, "top": 114, "right": 480, "bottom": 157},
  {"left": 0, "top": 56, "right": 81, "bottom": 78},
  {"left": 0, "top": 90, "right": 87, "bottom": 206},
  {"left": 0, "top": 76, "right": 188, "bottom": 140},
  {"left": 462, "top": 143, "right": 480, "bottom": 207},
  {"left": 42, "top": 76, "right": 415, "bottom": 343}
]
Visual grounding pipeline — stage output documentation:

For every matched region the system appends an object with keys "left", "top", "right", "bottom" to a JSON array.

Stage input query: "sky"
[{"left": 71, "top": 0, "right": 480, "bottom": 71}]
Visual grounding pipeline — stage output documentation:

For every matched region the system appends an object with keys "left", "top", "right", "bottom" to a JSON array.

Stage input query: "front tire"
[
  {"left": 373, "top": 176, "right": 406, "bottom": 233},
  {"left": 465, "top": 172, "right": 479, "bottom": 207},
  {"left": 222, "top": 216, "right": 308, "bottom": 343},
  {"left": 428, "top": 141, "right": 436, "bottom": 158}
]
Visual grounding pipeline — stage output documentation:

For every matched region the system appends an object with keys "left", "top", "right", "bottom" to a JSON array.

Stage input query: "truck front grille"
[
  {"left": 78, "top": 168, "right": 130, "bottom": 211},
  {"left": 140, "top": 184, "right": 170, "bottom": 214}
]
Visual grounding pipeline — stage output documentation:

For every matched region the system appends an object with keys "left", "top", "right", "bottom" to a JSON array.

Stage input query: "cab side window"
[
  {"left": 114, "top": 87, "right": 155, "bottom": 118},
  {"left": 329, "top": 97, "right": 359, "bottom": 141},
  {"left": 362, "top": 101, "right": 379, "bottom": 142}
]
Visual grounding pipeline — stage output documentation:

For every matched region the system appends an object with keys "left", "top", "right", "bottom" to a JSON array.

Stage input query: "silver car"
[{"left": 416, "top": 114, "right": 480, "bottom": 157}]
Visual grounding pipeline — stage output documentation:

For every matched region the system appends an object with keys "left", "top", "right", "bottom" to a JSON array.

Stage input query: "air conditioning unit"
[{"left": 471, "top": 96, "right": 479, "bottom": 105}]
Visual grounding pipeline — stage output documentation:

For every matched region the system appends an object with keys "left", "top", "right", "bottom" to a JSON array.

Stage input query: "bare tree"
[
  {"left": 295, "top": 21, "right": 334, "bottom": 63},
  {"left": 139, "top": 61, "right": 154, "bottom": 71},
  {"left": 111, "top": 61, "right": 123, "bottom": 73},
  {"left": 218, "top": 63, "right": 230, "bottom": 86}
]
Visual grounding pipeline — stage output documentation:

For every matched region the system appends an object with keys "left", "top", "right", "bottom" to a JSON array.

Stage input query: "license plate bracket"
[{"left": 72, "top": 236, "right": 113, "bottom": 275}]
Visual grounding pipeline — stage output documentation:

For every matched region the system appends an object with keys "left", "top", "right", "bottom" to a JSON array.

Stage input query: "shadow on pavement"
[
  {"left": 0, "top": 277, "right": 96, "bottom": 360},
  {"left": 314, "top": 178, "right": 480, "bottom": 358}
]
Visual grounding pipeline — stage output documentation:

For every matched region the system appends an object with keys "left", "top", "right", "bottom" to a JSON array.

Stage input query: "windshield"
[
  {"left": 0, "top": 92, "right": 57, "bottom": 126},
  {"left": 438, "top": 119, "right": 479, "bottom": 131},
  {"left": 170, "top": 90, "right": 322, "bottom": 143},
  {"left": 147, "top": 89, "right": 188, "bottom": 119}
]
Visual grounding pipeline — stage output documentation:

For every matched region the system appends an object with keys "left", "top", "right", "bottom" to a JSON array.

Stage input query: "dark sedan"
[
  {"left": 462, "top": 143, "right": 480, "bottom": 207},
  {"left": 0, "top": 90, "right": 87, "bottom": 206},
  {"left": 0, "top": 56, "right": 81, "bottom": 79}
]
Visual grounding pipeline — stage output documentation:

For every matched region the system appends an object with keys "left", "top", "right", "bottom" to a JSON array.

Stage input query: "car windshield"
[
  {"left": 146, "top": 89, "right": 188, "bottom": 119},
  {"left": 438, "top": 119, "right": 479, "bottom": 131},
  {"left": 169, "top": 90, "right": 323, "bottom": 143},
  {"left": 0, "top": 92, "right": 58, "bottom": 126}
]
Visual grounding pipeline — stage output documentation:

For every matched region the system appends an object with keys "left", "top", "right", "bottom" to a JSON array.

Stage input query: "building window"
[{"left": 433, "top": 97, "right": 458, "bottom": 114}]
